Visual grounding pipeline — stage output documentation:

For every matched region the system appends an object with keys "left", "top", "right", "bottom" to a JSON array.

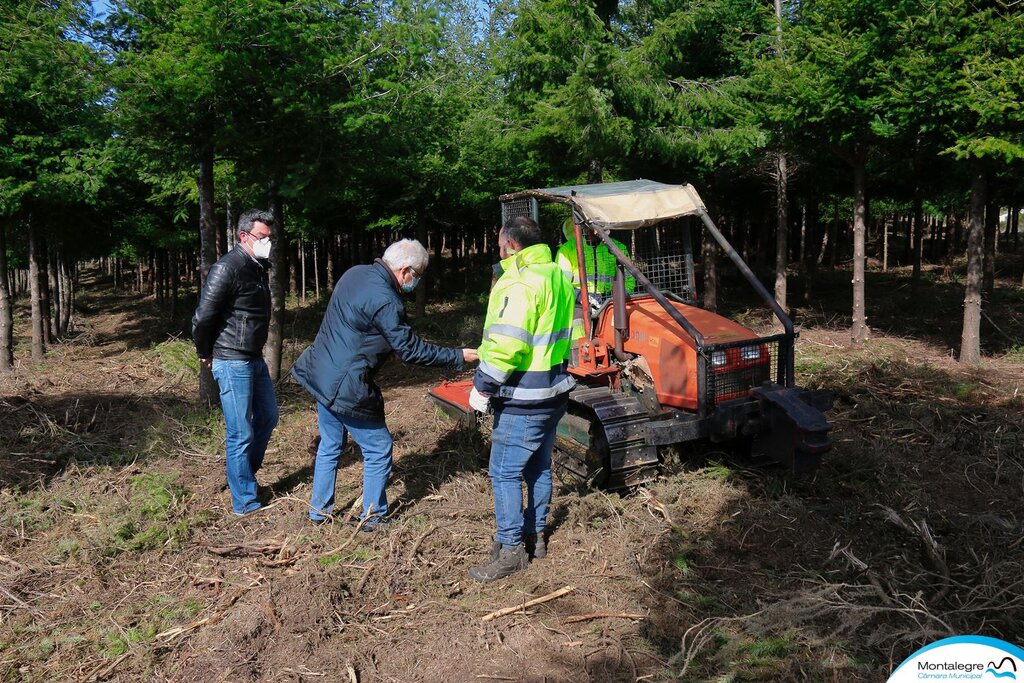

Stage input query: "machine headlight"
[
  {"left": 740, "top": 345, "right": 761, "bottom": 361},
  {"left": 711, "top": 351, "right": 727, "bottom": 367}
]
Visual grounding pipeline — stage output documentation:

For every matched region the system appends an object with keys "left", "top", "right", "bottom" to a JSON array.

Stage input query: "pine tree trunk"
[
  {"left": 829, "top": 198, "right": 839, "bottom": 268},
  {"left": 300, "top": 236, "right": 307, "bottom": 304},
  {"left": 703, "top": 228, "right": 719, "bottom": 312},
  {"left": 415, "top": 212, "right": 428, "bottom": 318},
  {"left": 0, "top": 220, "right": 14, "bottom": 371},
  {"left": 197, "top": 147, "right": 219, "bottom": 405},
  {"left": 288, "top": 239, "right": 299, "bottom": 297},
  {"left": 327, "top": 234, "right": 337, "bottom": 290},
  {"left": 982, "top": 201, "right": 996, "bottom": 294},
  {"left": 313, "top": 239, "right": 320, "bottom": 300},
  {"left": 774, "top": 153, "right": 788, "bottom": 312},
  {"left": 912, "top": 190, "right": 924, "bottom": 282},
  {"left": 48, "top": 245, "right": 60, "bottom": 339},
  {"left": 960, "top": 166, "right": 986, "bottom": 364},
  {"left": 217, "top": 202, "right": 228, "bottom": 258},
  {"left": 266, "top": 185, "right": 288, "bottom": 382},
  {"left": 40, "top": 238, "right": 53, "bottom": 344},
  {"left": 851, "top": 160, "right": 869, "bottom": 345},
  {"left": 28, "top": 218, "right": 46, "bottom": 361},
  {"left": 882, "top": 217, "right": 889, "bottom": 272},
  {"left": 59, "top": 253, "right": 72, "bottom": 336},
  {"left": 156, "top": 248, "right": 166, "bottom": 306},
  {"left": 225, "top": 198, "right": 237, "bottom": 251},
  {"left": 170, "top": 249, "right": 179, "bottom": 320},
  {"left": 1011, "top": 206, "right": 1019, "bottom": 252},
  {"left": 55, "top": 251, "right": 64, "bottom": 335}
]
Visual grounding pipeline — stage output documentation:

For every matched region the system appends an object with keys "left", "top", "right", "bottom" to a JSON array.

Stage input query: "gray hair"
[
  {"left": 237, "top": 209, "right": 275, "bottom": 233},
  {"left": 382, "top": 238, "right": 429, "bottom": 273}
]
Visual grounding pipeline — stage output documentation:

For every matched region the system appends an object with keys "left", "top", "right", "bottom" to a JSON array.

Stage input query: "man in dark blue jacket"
[
  {"left": 192, "top": 209, "right": 278, "bottom": 516},
  {"left": 292, "top": 239, "right": 478, "bottom": 529}
]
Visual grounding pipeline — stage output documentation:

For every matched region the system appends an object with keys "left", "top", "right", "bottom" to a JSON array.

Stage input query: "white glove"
[{"left": 468, "top": 387, "right": 491, "bottom": 413}]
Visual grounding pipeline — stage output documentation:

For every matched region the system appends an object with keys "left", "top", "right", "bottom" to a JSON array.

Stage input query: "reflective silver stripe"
[
  {"left": 586, "top": 274, "right": 616, "bottom": 283},
  {"left": 479, "top": 359, "right": 511, "bottom": 383},
  {"left": 484, "top": 324, "right": 572, "bottom": 347},
  {"left": 496, "top": 376, "right": 576, "bottom": 400}
]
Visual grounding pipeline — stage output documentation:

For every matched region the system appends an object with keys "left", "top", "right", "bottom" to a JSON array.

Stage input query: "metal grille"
[
  {"left": 501, "top": 198, "right": 539, "bottom": 226},
  {"left": 621, "top": 221, "right": 696, "bottom": 303},
  {"left": 631, "top": 253, "right": 695, "bottom": 302},
  {"left": 703, "top": 335, "right": 787, "bottom": 411}
]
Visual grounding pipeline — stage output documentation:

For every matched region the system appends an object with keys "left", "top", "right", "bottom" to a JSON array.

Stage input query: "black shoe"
[
  {"left": 309, "top": 514, "right": 332, "bottom": 526},
  {"left": 353, "top": 516, "right": 391, "bottom": 534},
  {"left": 469, "top": 544, "right": 528, "bottom": 583},
  {"left": 525, "top": 533, "right": 546, "bottom": 560}
]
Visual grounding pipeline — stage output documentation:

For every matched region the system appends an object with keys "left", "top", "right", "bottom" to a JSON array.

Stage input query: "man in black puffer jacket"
[
  {"left": 192, "top": 209, "right": 279, "bottom": 516},
  {"left": 292, "top": 239, "right": 478, "bottom": 529}
]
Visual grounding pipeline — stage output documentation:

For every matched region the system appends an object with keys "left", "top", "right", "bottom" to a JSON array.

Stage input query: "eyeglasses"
[{"left": 408, "top": 264, "right": 424, "bottom": 278}]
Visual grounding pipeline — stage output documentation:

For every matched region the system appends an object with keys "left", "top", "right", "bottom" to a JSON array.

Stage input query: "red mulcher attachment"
[{"left": 428, "top": 380, "right": 477, "bottom": 428}]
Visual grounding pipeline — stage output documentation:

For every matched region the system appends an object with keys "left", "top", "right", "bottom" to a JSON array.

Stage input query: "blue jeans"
[
  {"left": 310, "top": 402, "right": 394, "bottom": 522},
  {"left": 488, "top": 406, "right": 566, "bottom": 547},
  {"left": 211, "top": 358, "right": 279, "bottom": 514}
]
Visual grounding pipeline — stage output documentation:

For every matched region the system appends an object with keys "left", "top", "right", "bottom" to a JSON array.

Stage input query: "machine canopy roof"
[{"left": 500, "top": 179, "right": 706, "bottom": 230}]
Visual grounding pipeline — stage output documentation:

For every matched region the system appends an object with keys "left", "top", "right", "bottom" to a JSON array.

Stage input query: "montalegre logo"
[{"left": 887, "top": 636, "right": 1022, "bottom": 682}]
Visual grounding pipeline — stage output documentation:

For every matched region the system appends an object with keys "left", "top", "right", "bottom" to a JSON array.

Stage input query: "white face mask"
[{"left": 252, "top": 236, "right": 272, "bottom": 259}]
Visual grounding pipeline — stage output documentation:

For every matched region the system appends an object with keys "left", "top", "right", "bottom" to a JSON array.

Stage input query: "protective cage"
[
  {"left": 702, "top": 334, "right": 790, "bottom": 412},
  {"left": 500, "top": 198, "right": 539, "bottom": 226},
  {"left": 621, "top": 219, "right": 697, "bottom": 304}
]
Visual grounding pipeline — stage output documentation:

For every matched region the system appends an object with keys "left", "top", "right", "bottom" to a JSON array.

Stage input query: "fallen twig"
[
  {"left": 481, "top": 585, "right": 575, "bottom": 622},
  {"left": 0, "top": 555, "right": 24, "bottom": 571},
  {"left": 205, "top": 536, "right": 293, "bottom": 558},
  {"left": 80, "top": 651, "right": 132, "bottom": 682},
  {"left": 405, "top": 524, "right": 445, "bottom": 564},
  {"left": 319, "top": 518, "right": 372, "bottom": 559},
  {"left": 563, "top": 611, "right": 645, "bottom": 624},
  {"left": 0, "top": 583, "right": 41, "bottom": 618},
  {"left": 881, "top": 506, "right": 950, "bottom": 601},
  {"left": 154, "top": 586, "right": 250, "bottom": 643}
]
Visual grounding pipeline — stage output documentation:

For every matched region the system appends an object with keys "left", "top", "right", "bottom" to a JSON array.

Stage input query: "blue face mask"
[{"left": 402, "top": 276, "right": 419, "bottom": 293}]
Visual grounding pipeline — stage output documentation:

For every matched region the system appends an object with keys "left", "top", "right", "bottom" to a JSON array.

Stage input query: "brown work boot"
[
  {"left": 469, "top": 543, "right": 528, "bottom": 583},
  {"left": 489, "top": 536, "right": 501, "bottom": 562},
  {"left": 525, "top": 533, "right": 546, "bottom": 559}
]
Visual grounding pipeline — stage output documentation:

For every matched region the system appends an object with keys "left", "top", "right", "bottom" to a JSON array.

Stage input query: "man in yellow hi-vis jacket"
[
  {"left": 555, "top": 217, "right": 635, "bottom": 296},
  {"left": 467, "top": 216, "right": 576, "bottom": 583}
]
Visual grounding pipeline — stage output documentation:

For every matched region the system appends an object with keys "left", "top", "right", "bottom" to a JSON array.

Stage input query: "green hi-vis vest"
[
  {"left": 555, "top": 238, "right": 636, "bottom": 295},
  {"left": 473, "top": 243, "right": 576, "bottom": 411}
]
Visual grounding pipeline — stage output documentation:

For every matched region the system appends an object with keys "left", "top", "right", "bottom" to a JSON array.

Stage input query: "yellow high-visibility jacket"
[
  {"left": 556, "top": 238, "right": 636, "bottom": 295},
  {"left": 473, "top": 243, "right": 576, "bottom": 413}
]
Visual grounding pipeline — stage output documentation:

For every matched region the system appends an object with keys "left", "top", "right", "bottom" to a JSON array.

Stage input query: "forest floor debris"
[{"left": 1, "top": 265, "right": 1022, "bottom": 681}]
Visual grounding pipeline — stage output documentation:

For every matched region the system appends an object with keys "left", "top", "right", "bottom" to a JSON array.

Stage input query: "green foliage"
[
  {"left": 99, "top": 472, "right": 189, "bottom": 555},
  {"left": 319, "top": 546, "right": 379, "bottom": 566},
  {"left": 0, "top": 0, "right": 111, "bottom": 218},
  {"left": 150, "top": 337, "right": 200, "bottom": 375},
  {"left": 739, "top": 635, "right": 794, "bottom": 658}
]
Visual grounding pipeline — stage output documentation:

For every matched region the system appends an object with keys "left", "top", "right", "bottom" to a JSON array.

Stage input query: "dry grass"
[{"left": 1, "top": 269, "right": 1022, "bottom": 682}]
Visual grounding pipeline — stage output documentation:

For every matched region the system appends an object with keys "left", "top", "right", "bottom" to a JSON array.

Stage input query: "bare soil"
[{"left": 1, "top": 265, "right": 1022, "bottom": 682}]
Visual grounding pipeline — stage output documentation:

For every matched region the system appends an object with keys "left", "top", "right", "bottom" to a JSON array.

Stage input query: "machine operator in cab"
[{"left": 555, "top": 216, "right": 635, "bottom": 349}]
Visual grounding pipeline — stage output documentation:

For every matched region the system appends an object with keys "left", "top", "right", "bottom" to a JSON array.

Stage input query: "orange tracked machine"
[{"left": 430, "top": 180, "right": 833, "bottom": 488}]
